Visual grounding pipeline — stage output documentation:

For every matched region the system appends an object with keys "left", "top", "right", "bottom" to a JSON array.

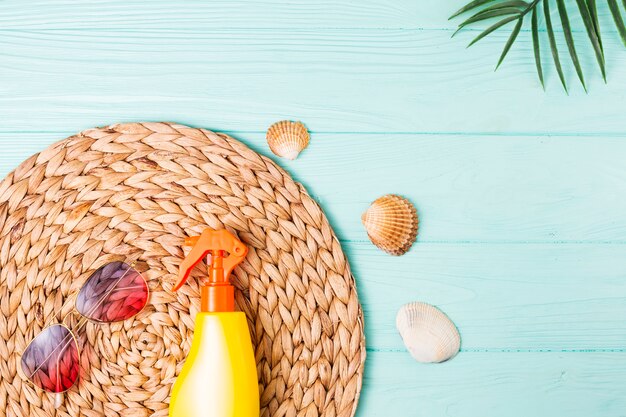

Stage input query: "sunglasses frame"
[{"left": 20, "top": 260, "right": 150, "bottom": 394}]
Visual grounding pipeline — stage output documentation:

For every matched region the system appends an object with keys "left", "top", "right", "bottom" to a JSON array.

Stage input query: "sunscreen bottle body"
[{"left": 169, "top": 312, "right": 259, "bottom": 417}]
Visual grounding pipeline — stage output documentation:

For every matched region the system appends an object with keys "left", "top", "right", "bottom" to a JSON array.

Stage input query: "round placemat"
[{"left": 0, "top": 123, "right": 365, "bottom": 417}]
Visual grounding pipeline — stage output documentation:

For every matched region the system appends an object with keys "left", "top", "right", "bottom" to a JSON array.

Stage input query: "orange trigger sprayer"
[
  {"left": 169, "top": 229, "right": 259, "bottom": 417},
  {"left": 174, "top": 229, "right": 248, "bottom": 312}
]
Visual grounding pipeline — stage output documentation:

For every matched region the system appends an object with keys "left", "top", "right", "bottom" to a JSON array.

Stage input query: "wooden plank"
[
  {"left": 346, "top": 241, "right": 626, "bottom": 351},
  {"left": 0, "top": 0, "right": 619, "bottom": 30},
  {"left": 0, "top": 0, "right": 425, "bottom": 29},
  {"left": 1, "top": 29, "right": 625, "bottom": 134},
  {"left": 3, "top": 133, "right": 626, "bottom": 244},
  {"left": 358, "top": 351, "right": 626, "bottom": 417}
]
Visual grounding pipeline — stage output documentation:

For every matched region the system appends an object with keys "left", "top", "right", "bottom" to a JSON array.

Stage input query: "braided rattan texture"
[{"left": 0, "top": 123, "right": 365, "bottom": 417}]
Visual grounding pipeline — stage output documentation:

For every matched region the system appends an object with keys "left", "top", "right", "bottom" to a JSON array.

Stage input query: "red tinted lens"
[
  {"left": 21, "top": 324, "right": 79, "bottom": 393},
  {"left": 76, "top": 261, "right": 148, "bottom": 323}
]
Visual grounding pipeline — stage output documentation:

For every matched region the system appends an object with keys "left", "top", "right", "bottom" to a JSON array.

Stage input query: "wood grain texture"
[
  {"left": 358, "top": 351, "right": 626, "bottom": 417},
  {"left": 0, "top": 0, "right": 620, "bottom": 30},
  {"left": 1, "top": 28, "right": 626, "bottom": 134},
  {"left": 348, "top": 242, "right": 626, "bottom": 351}
]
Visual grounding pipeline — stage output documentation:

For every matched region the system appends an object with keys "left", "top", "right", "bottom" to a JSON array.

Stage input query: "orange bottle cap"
[{"left": 175, "top": 229, "right": 248, "bottom": 312}]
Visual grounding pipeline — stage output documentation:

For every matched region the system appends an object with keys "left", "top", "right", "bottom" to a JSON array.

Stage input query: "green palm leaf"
[
  {"left": 608, "top": 0, "right": 626, "bottom": 46},
  {"left": 496, "top": 18, "right": 524, "bottom": 68},
  {"left": 468, "top": 15, "right": 521, "bottom": 46},
  {"left": 454, "top": 7, "right": 525, "bottom": 35},
  {"left": 450, "top": 0, "right": 498, "bottom": 19},
  {"left": 544, "top": 0, "right": 568, "bottom": 92},
  {"left": 450, "top": 0, "right": 626, "bottom": 91},
  {"left": 531, "top": 6, "right": 544, "bottom": 87},
  {"left": 586, "top": 0, "right": 602, "bottom": 47},
  {"left": 575, "top": 0, "right": 605, "bottom": 80},
  {"left": 556, "top": 0, "right": 586, "bottom": 90}
]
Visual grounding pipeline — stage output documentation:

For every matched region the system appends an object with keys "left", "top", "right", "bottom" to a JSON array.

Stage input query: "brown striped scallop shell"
[
  {"left": 266, "top": 120, "right": 310, "bottom": 160},
  {"left": 361, "top": 194, "right": 418, "bottom": 255}
]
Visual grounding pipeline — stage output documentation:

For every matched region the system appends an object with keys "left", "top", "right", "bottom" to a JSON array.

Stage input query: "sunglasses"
[{"left": 20, "top": 261, "right": 149, "bottom": 396}]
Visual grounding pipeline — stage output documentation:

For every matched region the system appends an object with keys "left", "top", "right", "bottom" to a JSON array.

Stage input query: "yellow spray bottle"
[{"left": 169, "top": 229, "right": 259, "bottom": 417}]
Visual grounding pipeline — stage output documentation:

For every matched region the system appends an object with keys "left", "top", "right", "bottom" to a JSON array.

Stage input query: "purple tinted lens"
[
  {"left": 75, "top": 261, "right": 148, "bottom": 323},
  {"left": 21, "top": 324, "right": 79, "bottom": 393}
]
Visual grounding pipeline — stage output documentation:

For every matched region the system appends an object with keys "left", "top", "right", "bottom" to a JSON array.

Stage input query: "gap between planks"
[
  {"left": 4, "top": 130, "right": 626, "bottom": 137},
  {"left": 368, "top": 348, "right": 626, "bottom": 353}
]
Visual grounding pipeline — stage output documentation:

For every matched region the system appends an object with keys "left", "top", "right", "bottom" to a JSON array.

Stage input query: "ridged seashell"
[
  {"left": 266, "top": 121, "right": 310, "bottom": 160},
  {"left": 361, "top": 194, "right": 418, "bottom": 256},
  {"left": 396, "top": 302, "right": 460, "bottom": 363}
]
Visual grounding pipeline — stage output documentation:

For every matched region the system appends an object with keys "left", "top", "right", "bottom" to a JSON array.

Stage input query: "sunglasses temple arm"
[
  {"left": 54, "top": 392, "right": 63, "bottom": 409},
  {"left": 61, "top": 310, "right": 81, "bottom": 328}
]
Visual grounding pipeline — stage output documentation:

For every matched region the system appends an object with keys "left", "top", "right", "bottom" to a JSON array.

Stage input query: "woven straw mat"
[{"left": 0, "top": 123, "right": 365, "bottom": 417}]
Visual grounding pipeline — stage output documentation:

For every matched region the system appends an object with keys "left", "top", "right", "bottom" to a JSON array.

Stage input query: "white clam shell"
[{"left": 396, "top": 302, "right": 460, "bottom": 363}]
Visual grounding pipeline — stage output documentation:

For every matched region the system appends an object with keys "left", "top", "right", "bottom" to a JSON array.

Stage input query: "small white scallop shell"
[
  {"left": 266, "top": 120, "right": 310, "bottom": 160},
  {"left": 396, "top": 302, "right": 460, "bottom": 363}
]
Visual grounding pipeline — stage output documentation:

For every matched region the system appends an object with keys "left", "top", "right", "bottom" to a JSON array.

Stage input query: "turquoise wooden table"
[{"left": 2, "top": 1, "right": 626, "bottom": 416}]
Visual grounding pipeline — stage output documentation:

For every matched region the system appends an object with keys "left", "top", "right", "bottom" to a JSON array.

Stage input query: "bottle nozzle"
[{"left": 175, "top": 229, "right": 248, "bottom": 312}]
